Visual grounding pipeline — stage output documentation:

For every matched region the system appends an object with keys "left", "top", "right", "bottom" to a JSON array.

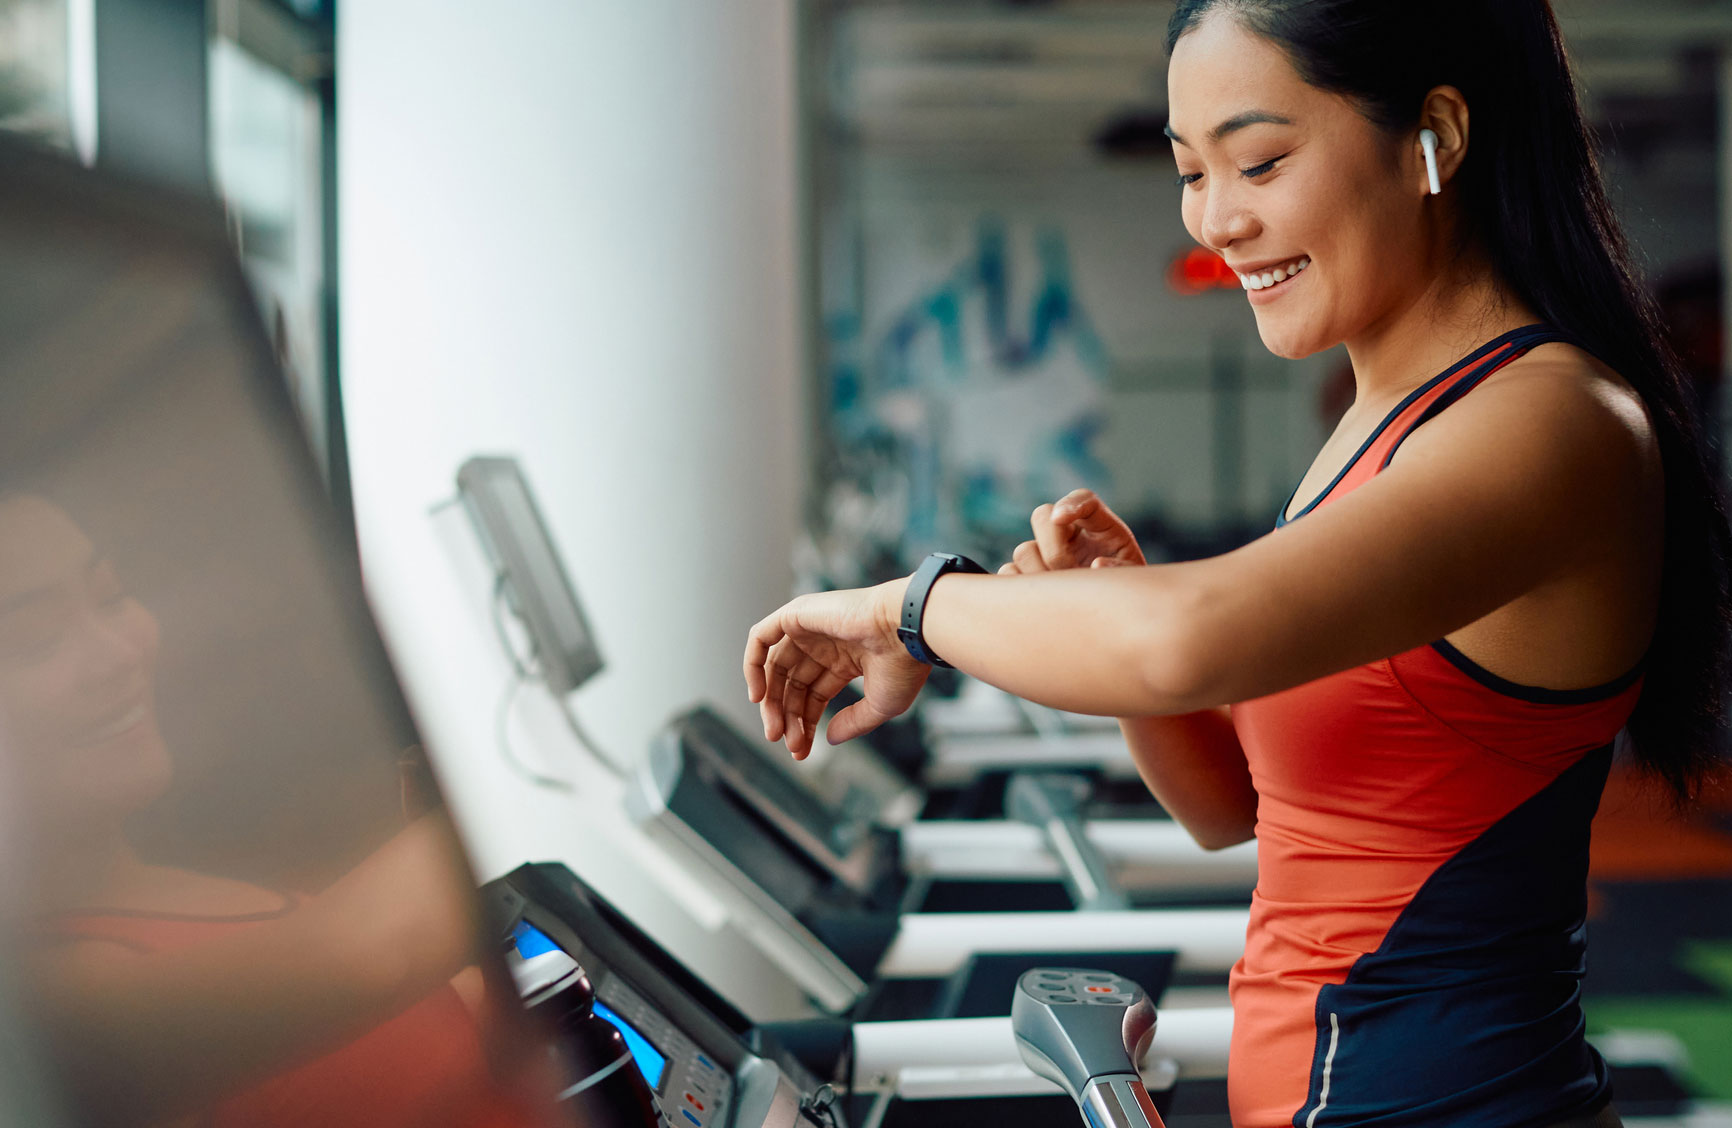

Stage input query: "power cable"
[
  {"left": 495, "top": 671, "right": 575, "bottom": 792},
  {"left": 488, "top": 573, "right": 626, "bottom": 782}
]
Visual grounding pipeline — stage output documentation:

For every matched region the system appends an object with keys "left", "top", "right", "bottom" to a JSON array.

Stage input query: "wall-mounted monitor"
[{"left": 456, "top": 455, "right": 605, "bottom": 695}]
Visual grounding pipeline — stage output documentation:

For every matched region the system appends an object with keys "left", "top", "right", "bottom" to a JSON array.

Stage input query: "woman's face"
[
  {"left": 0, "top": 496, "right": 170, "bottom": 835},
  {"left": 1167, "top": 13, "right": 1433, "bottom": 359}
]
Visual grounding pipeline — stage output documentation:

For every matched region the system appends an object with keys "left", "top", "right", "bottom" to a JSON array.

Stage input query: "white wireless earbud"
[{"left": 1419, "top": 128, "right": 1442, "bottom": 196}]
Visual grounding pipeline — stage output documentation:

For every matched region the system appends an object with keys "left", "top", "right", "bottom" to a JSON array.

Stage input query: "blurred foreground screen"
[{"left": 0, "top": 144, "right": 562, "bottom": 1127}]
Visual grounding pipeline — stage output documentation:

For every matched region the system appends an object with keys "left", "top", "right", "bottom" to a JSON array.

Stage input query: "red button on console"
[
  {"left": 686, "top": 1093, "right": 706, "bottom": 1112},
  {"left": 1086, "top": 985, "right": 1114, "bottom": 994}
]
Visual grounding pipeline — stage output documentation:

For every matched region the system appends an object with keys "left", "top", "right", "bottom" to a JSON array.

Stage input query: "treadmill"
[
  {"left": 628, "top": 707, "right": 1248, "bottom": 1020},
  {"left": 489, "top": 861, "right": 1231, "bottom": 1128},
  {"left": 488, "top": 865, "right": 835, "bottom": 1128}
]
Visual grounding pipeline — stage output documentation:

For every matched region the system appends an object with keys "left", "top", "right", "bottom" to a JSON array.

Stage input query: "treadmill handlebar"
[
  {"left": 1081, "top": 1074, "right": 1167, "bottom": 1128},
  {"left": 849, "top": 1005, "right": 1231, "bottom": 1104},
  {"left": 1006, "top": 773, "right": 1131, "bottom": 912},
  {"left": 1010, "top": 968, "right": 1155, "bottom": 1097}
]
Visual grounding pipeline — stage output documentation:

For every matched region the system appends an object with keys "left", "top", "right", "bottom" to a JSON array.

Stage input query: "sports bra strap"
[
  {"left": 1377, "top": 323, "right": 1577, "bottom": 471},
  {"left": 1278, "top": 324, "right": 1575, "bottom": 526}
]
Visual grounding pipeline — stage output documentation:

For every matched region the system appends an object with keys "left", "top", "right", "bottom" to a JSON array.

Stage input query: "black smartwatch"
[{"left": 898, "top": 552, "right": 987, "bottom": 667}]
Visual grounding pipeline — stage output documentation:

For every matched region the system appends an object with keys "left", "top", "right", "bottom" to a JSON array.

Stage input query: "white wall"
[{"left": 340, "top": 0, "right": 811, "bottom": 1018}]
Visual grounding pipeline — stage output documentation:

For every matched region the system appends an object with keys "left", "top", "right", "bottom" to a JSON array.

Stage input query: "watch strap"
[{"left": 898, "top": 552, "right": 987, "bottom": 668}]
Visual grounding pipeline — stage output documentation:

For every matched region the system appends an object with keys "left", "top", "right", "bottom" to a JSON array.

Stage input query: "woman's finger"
[
  {"left": 744, "top": 608, "right": 791, "bottom": 704},
  {"left": 827, "top": 696, "right": 889, "bottom": 746},
  {"left": 999, "top": 560, "right": 1021, "bottom": 575},
  {"left": 1011, "top": 539, "right": 1047, "bottom": 573},
  {"left": 1053, "top": 491, "right": 1119, "bottom": 535},
  {"left": 785, "top": 663, "right": 853, "bottom": 760},
  {"left": 760, "top": 637, "right": 797, "bottom": 742},
  {"left": 1050, "top": 488, "right": 1099, "bottom": 524},
  {"left": 778, "top": 645, "right": 830, "bottom": 757},
  {"left": 1031, "top": 503, "right": 1075, "bottom": 567}
]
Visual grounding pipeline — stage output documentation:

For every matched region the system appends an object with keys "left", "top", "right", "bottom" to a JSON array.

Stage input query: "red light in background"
[{"left": 1168, "top": 248, "right": 1240, "bottom": 295}]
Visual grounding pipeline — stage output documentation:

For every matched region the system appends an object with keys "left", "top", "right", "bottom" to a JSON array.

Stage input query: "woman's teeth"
[
  {"left": 1239, "top": 257, "right": 1310, "bottom": 291},
  {"left": 88, "top": 703, "right": 148, "bottom": 742}
]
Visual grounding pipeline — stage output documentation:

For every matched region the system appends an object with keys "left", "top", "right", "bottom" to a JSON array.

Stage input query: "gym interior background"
[{"left": 2, "top": 0, "right": 1730, "bottom": 1123}]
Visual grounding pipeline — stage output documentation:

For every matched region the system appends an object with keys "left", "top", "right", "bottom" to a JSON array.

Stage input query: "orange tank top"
[
  {"left": 46, "top": 896, "right": 551, "bottom": 1128},
  {"left": 1228, "top": 324, "right": 1642, "bottom": 1127}
]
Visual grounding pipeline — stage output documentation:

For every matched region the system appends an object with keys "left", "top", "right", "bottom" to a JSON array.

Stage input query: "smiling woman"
[
  {"left": 1164, "top": 25, "right": 1479, "bottom": 360},
  {"left": 0, "top": 494, "right": 173, "bottom": 848},
  {"left": 744, "top": 3, "right": 1730, "bottom": 1127},
  {"left": 0, "top": 144, "right": 568, "bottom": 1128}
]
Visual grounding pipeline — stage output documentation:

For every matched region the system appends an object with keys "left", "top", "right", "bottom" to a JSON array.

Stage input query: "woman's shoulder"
[
  {"left": 1497, "top": 339, "right": 1654, "bottom": 440},
  {"left": 1416, "top": 337, "right": 1658, "bottom": 475},
  {"left": 1385, "top": 336, "right": 1662, "bottom": 536}
]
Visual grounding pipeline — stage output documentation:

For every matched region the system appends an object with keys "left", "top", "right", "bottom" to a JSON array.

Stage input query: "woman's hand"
[
  {"left": 1002, "top": 488, "right": 1146, "bottom": 574},
  {"left": 744, "top": 581, "right": 931, "bottom": 759}
]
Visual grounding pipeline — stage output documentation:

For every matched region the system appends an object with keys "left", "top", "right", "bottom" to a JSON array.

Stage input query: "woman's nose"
[
  {"left": 75, "top": 612, "right": 148, "bottom": 689},
  {"left": 1201, "top": 187, "right": 1259, "bottom": 251}
]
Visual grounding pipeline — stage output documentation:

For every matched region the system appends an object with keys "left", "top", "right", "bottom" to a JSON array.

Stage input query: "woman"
[
  {"left": 0, "top": 493, "right": 555, "bottom": 1128},
  {"left": 743, "top": 3, "right": 1730, "bottom": 1125}
]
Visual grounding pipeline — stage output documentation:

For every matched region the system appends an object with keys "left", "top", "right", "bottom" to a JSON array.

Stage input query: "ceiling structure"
[{"left": 824, "top": 0, "right": 1732, "bottom": 159}]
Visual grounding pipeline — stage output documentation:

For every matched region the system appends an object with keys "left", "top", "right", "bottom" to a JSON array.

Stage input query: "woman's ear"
[{"left": 1417, "top": 85, "right": 1470, "bottom": 191}]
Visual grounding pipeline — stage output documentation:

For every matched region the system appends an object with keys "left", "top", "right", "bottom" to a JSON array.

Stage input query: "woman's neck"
[{"left": 1343, "top": 247, "right": 1539, "bottom": 406}]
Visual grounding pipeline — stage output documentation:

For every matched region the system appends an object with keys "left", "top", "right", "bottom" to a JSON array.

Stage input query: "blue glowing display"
[
  {"left": 512, "top": 920, "right": 563, "bottom": 960},
  {"left": 592, "top": 999, "right": 668, "bottom": 1091}
]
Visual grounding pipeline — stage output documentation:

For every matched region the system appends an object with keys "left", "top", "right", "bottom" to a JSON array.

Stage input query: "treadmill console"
[
  {"left": 627, "top": 708, "right": 908, "bottom": 1008},
  {"left": 592, "top": 975, "right": 731, "bottom": 1119},
  {"left": 486, "top": 863, "right": 840, "bottom": 1128},
  {"left": 638, "top": 707, "right": 901, "bottom": 901}
]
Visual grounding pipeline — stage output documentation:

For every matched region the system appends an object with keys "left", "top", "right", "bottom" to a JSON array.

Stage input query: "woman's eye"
[
  {"left": 1241, "top": 157, "right": 1281, "bottom": 179},
  {"left": 1176, "top": 172, "right": 1203, "bottom": 188}
]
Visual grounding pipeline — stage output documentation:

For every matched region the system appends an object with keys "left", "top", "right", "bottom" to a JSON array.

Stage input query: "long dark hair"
[{"left": 1169, "top": 0, "right": 1731, "bottom": 805}]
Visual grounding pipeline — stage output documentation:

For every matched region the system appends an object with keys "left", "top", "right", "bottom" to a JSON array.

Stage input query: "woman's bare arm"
[
  {"left": 1119, "top": 711, "right": 1257, "bottom": 849},
  {"left": 1002, "top": 494, "right": 1258, "bottom": 849},
  {"left": 910, "top": 362, "right": 1653, "bottom": 716},
  {"left": 29, "top": 815, "right": 481, "bottom": 1126},
  {"left": 746, "top": 357, "right": 1656, "bottom": 752}
]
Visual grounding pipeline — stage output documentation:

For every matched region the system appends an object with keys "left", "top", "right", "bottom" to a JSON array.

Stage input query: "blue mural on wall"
[{"left": 822, "top": 216, "right": 1112, "bottom": 571}]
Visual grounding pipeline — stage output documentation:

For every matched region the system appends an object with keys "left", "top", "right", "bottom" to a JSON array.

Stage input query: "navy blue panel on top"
[{"left": 1292, "top": 745, "right": 1616, "bottom": 1128}]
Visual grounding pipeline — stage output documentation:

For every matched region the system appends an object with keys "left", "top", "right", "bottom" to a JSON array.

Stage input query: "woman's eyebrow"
[{"left": 1164, "top": 110, "right": 1295, "bottom": 148}]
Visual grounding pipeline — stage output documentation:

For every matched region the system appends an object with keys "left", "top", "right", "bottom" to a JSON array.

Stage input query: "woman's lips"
[
  {"left": 1244, "top": 259, "right": 1310, "bottom": 305},
  {"left": 82, "top": 701, "right": 150, "bottom": 744}
]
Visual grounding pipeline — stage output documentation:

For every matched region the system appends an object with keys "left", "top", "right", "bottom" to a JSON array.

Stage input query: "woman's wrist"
[{"left": 874, "top": 578, "right": 909, "bottom": 646}]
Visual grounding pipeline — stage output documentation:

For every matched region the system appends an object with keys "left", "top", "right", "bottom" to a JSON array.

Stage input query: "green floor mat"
[{"left": 1588, "top": 941, "right": 1732, "bottom": 1100}]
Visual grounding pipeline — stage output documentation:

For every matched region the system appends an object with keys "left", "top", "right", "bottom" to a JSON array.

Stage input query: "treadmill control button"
[
  {"left": 682, "top": 1112, "right": 702, "bottom": 1126},
  {"left": 696, "top": 1055, "right": 715, "bottom": 1070},
  {"left": 686, "top": 1094, "right": 705, "bottom": 1112}
]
